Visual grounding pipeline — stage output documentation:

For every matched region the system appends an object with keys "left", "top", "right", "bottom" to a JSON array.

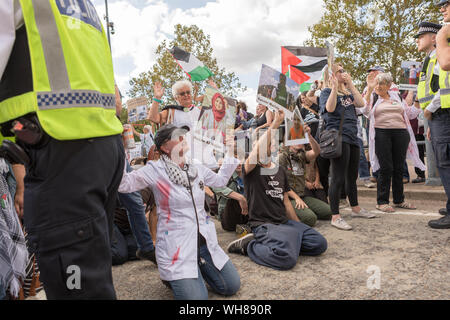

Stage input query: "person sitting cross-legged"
[
  {"left": 278, "top": 125, "right": 332, "bottom": 227},
  {"left": 226, "top": 110, "right": 327, "bottom": 271}
]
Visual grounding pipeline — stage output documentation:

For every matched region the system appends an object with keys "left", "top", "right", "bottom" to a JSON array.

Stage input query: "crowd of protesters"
[{"left": 1, "top": 0, "right": 450, "bottom": 302}]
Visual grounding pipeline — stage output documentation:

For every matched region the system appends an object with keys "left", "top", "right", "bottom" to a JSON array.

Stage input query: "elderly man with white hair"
[
  {"left": 148, "top": 80, "right": 218, "bottom": 168},
  {"left": 148, "top": 80, "right": 201, "bottom": 131}
]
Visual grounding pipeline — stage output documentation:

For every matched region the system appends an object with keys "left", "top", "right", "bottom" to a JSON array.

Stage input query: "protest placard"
[
  {"left": 256, "top": 64, "right": 299, "bottom": 116},
  {"left": 127, "top": 96, "right": 149, "bottom": 122},
  {"left": 399, "top": 61, "right": 422, "bottom": 91},
  {"left": 193, "top": 86, "right": 236, "bottom": 153},
  {"left": 284, "top": 107, "right": 309, "bottom": 146}
]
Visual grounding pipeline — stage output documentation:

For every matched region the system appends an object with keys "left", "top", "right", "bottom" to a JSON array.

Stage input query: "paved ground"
[
  {"left": 108, "top": 195, "right": 450, "bottom": 300},
  {"left": 29, "top": 179, "right": 449, "bottom": 301}
]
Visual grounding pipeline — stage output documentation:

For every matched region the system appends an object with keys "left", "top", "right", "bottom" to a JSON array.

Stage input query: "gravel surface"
[{"left": 111, "top": 197, "right": 450, "bottom": 300}]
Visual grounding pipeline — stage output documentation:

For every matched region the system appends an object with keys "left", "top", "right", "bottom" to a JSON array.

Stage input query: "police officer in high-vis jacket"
[
  {"left": 0, "top": 1, "right": 125, "bottom": 298},
  {"left": 415, "top": 22, "right": 441, "bottom": 109},
  {"left": 423, "top": 0, "right": 450, "bottom": 229}
]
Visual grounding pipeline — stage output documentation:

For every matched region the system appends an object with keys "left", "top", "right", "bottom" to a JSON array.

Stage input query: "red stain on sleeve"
[
  {"left": 157, "top": 180, "right": 171, "bottom": 223},
  {"left": 171, "top": 247, "right": 181, "bottom": 265}
]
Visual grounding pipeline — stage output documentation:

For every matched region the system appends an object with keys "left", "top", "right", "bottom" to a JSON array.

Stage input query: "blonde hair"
[{"left": 329, "top": 63, "right": 350, "bottom": 95}]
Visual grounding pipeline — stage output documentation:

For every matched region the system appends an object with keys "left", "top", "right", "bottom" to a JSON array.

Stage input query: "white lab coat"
[
  {"left": 0, "top": 0, "right": 24, "bottom": 79},
  {"left": 119, "top": 156, "right": 239, "bottom": 281}
]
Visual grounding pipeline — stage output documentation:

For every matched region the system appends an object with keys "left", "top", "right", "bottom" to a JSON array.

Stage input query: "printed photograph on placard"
[
  {"left": 285, "top": 107, "right": 309, "bottom": 146},
  {"left": 256, "top": 64, "right": 299, "bottom": 115},
  {"left": 127, "top": 96, "right": 149, "bottom": 123},
  {"left": 136, "top": 105, "right": 147, "bottom": 121},
  {"left": 194, "top": 86, "right": 236, "bottom": 152},
  {"left": 399, "top": 61, "right": 422, "bottom": 91}
]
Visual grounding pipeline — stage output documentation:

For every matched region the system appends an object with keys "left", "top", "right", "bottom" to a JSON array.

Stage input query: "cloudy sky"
[{"left": 92, "top": 0, "right": 325, "bottom": 113}]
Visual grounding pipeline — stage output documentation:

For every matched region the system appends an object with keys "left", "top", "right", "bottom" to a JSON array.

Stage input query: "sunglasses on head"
[{"left": 178, "top": 90, "right": 191, "bottom": 97}]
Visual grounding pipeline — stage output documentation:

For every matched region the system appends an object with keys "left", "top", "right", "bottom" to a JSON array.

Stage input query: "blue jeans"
[
  {"left": 169, "top": 245, "right": 241, "bottom": 300},
  {"left": 430, "top": 110, "right": 450, "bottom": 213},
  {"left": 241, "top": 118, "right": 257, "bottom": 130},
  {"left": 247, "top": 220, "right": 327, "bottom": 271},
  {"left": 358, "top": 138, "right": 370, "bottom": 180},
  {"left": 118, "top": 161, "right": 155, "bottom": 252}
]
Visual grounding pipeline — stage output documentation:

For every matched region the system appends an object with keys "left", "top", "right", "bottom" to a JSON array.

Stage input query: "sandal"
[
  {"left": 394, "top": 202, "right": 416, "bottom": 210},
  {"left": 376, "top": 204, "right": 395, "bottom": 213}
]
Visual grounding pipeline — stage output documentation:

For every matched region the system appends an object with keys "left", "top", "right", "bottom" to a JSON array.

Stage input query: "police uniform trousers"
[
  {"left": 23, "top": 134, "right": 125, "bottom": 299},
  {"left": 429, "top": 108, "right": 450, "bottom": 214}
]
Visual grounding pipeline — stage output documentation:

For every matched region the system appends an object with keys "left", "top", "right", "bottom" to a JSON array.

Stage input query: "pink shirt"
[{"left": 374, "top": 100, "right": 407, "bottom": 129}]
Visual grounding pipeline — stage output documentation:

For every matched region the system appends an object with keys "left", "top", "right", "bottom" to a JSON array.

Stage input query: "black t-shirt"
[
  {"left": 319, "top": 88, "right": 359, "bottom": 147},
  {"left": 243, "top": 164, "right": 290, "bottom": 228}
]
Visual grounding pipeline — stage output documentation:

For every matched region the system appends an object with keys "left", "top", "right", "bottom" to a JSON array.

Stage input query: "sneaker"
[
  {"left": 364, "top": 181, "right": 376, "bottom": 188},
  {"left": 136, "top": 249, "right": 157, "bottom": 265},
  {"left": 351, "top": 208, "right": 376, "bottom": 219},
  {"left": 339, "top": 199, "right": 349, "bottom": 209},
  {"left": 236, "top": 224, "right": 252, "bottom": 238},
  {"left": 227, "top": 233, "right": 255, "bottom": 255},
  {"left": 331, "top": 218, "right": 352, "bottom": 230}
]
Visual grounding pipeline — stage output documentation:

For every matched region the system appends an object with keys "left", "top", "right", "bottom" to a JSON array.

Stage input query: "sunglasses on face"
[
  {"left": 336, "top": 69, "right": 346, "bottom": 74},
  {"left": 178, "top": 90, "right": 191, "bottom": 97},
  {"left": 441, "top": 1, "right": 450, "bottom": 9}
]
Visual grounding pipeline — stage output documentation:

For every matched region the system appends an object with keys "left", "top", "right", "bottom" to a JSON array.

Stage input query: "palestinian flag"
[
  {"left": 169, "top": 46, "right": 214, "bottom": 81},
  {"left": 282, "top": 46, "right": 327, "bottom": 92}
]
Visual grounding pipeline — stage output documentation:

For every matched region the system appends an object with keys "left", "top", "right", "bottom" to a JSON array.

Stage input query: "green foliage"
[
  {"left": 119, "top": 107, "right": 128, "bottom": 124},
  {"left": 305, "top": 0, "right": 440, "bottom": 87},
  {"left": 128, "top": 24, "right": 246, "bottom": 106}
]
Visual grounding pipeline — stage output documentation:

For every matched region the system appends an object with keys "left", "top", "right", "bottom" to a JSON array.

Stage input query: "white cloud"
[{"left": 92, "top": 0, "right": 324, "bottom": 99}]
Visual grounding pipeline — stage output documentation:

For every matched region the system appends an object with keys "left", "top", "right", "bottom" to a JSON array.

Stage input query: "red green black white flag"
[
  {"left": 282, "top": 46, "right": 327, "bottom": 92},
  {"left": 169, "top": 46, "right": 214, "bottom": 81}
]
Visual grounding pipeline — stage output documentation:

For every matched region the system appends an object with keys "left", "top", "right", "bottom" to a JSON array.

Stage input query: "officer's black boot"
[
  {"left": 439, "top": 208, "right": 447, "bottom": 215},
  {"left": 428, "top": 214, "right": 450, "bottom": 229}
]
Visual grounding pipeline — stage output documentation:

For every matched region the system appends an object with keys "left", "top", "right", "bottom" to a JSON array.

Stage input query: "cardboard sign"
[
  {"left": 127, "top": 96, "right": 149, "bottom": 123},
  {"left": 193, "top": 86, "right": 236, "bottom": 152},
  {"left": 256, "top": 64, "right": 299, "bottom": 116},
  {"left": 399, "top": 61, "right": 422, "bottom": 91},
  {"left": 284, "top": 107, "right": 309, "bottom": 146}
]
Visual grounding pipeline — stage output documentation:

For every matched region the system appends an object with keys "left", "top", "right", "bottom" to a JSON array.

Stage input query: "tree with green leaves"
[
  {"left": 305, "top": 0, "right": 440, "bottom": 87},
  {"left": 128, "top": 24, "right": 245, "bottom": 105}
]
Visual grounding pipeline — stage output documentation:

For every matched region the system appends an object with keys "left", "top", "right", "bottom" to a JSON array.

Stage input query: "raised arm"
[
  {"left": 304, "top": 125, "right": 320, "bottom": 162},
  {"left": 344, "top": 74, "right": 365, "bottom": 108},
  {"left": 245, "top": 109, "right": 284, "bottom": 174},
  {"left": 148, "top": 81, "right": 168, "bottom": 124},
  {"left": 325, "top": 76, "right": 339, "bottom": 113}
]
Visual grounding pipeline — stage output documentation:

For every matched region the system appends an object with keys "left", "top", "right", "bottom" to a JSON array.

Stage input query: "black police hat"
[
  {"left": 154, "top": 124, "right": 189, "bottom": 151},
  {"left": 414, "top": 22, "right": 442, "bottom": 38}
]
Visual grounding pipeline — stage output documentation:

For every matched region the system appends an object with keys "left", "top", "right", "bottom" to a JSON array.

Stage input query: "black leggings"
[{"left": 329, "top": 142, "right": 360, "bottom": 214}]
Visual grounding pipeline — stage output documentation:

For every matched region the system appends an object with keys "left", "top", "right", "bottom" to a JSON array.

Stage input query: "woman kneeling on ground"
[{"left": 118, "top": 124, "right": 241, "bottom": 300}]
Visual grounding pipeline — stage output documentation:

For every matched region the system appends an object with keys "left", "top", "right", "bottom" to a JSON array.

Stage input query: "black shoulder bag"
[{"left": 319, "top": 108, "right": 345, "bottom": 159}]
